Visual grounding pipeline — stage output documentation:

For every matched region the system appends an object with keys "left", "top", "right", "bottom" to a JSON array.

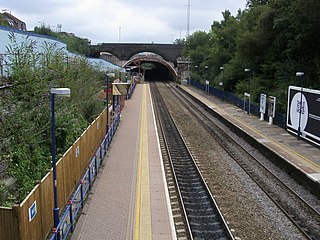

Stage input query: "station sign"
[
  {"left": 287, "top": 86, "right": 320, "bottom": 146},
  {"left": 268, "top": 96, "right": 276, "bottom": 118},
  {"left": 28, "top": 201, "right": 37, "bottom": 222},
  {"left": 259, "top": 94, "right": 266, "bottom": 114},
  {"left": 112, "top": 83, "right": 130, "bottom": 96}
]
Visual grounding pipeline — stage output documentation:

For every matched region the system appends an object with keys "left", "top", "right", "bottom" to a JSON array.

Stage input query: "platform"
[
  {"left": 179, "top": 85, "right": 320, "bottom": 185},
  {"left": 71, "top": 84, "right": 175, "bottom": 240}
]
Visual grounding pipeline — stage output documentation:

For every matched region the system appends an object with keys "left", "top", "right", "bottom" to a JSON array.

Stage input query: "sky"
[{"left": 1, "top": 0, "right": 247, "bottom": 44}]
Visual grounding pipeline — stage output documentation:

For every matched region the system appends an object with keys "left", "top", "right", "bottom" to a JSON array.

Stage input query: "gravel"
[{"left": 157, "top": 83, "right": 308, "bottom": 240}]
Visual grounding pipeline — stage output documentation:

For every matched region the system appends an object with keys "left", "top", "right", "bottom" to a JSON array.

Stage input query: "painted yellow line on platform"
[
  {"left": 135, "top": 85, "right": 152, "bottom": 240},
  {"left": 183, "top": 86, "right": 320, "bottom": 170}
]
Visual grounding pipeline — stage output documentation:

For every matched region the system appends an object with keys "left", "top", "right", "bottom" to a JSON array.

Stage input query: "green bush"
[{"left": 0, "top": 33, "right": 105, "bottom": 205}]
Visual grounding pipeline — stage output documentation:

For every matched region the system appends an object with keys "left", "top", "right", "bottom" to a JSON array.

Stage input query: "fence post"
[
  {"left": 80, "top": 180, "right": 84, "bottom": 208},
  {"left": 100, "top": 146, "right": 103, "bottom": 163},
  {"left": 94, "top": 154, "right": 98, "bottom": 175},
  {"left": 68, "top": 200, "right": 73, "bottom": 233},
  {"left": 0, "top": 54, "right": 3, "bottom": 80},
  {"left": 104, "top": 135, "right": 108, "bottom": 151},
  {"left": 88, "top": 166, "right": 92, "bottom": 186}
]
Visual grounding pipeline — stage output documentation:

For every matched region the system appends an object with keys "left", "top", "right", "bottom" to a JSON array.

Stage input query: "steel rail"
[
  {"left": 168, "top": 83, "right": 320, "bottom": 240},
  {"left": 151, "top": 82, "right": 234, "bottom": 240}
]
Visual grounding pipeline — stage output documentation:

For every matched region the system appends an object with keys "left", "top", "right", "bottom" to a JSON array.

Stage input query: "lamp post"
[
  {"left": 105, "top": 73, "right": 115, "bottom": 132},
  {"left": 195, "top": 65, "right": 198, "bottom": 88},
  {"left": 205, "top": 65, "right": 209, "bottom": 93},
  {"left": 296, "top": 71, "right": 304, "bottom": 140},
  {"left": 244, "top": 68, "right": 251, "bottom": 114},
  {"left": 220, "top": 66, "right": 224, "bottom": 90},
  {"left": 50, "top": 88, "right": 71, "bottom": 229},
  {"left": 125, "top": 67, "right": 132, "bottom": 83},
  {"left": 105, "top": 73, "right": 110, "bottom": 132},
  {"left": 187, "top": 56, "right": 190, "bottom": 85},
  {"left": 220, "top": 66, "right": 225, "bottom": 101}
]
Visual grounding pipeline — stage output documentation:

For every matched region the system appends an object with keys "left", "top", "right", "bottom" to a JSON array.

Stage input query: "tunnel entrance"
[
  {"left": 123, "top": 53, "right": 177, "bottom": 82},
  {"left": 142, "top": 62, "right": 173, "bottom": 82}
]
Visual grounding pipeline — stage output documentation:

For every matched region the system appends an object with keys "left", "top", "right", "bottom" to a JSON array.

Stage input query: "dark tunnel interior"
[{"left": 142, "top": 62, "right": 174, "bottom": 82}]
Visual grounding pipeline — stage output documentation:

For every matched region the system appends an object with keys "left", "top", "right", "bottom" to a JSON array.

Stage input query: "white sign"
[
  {"left": 260, "top": 94, "right": 267, "bottom": 114},
  {"left": 205, "top": 80, "right": 209, "bottom": 85},
  {"left": 268, "top": 96, "right": 276, "bottom": 118},
  {"left": 28, "top": 201, "right": 37, "bottom": 222},
  {"left": 76, "top": 146, "right": 80, "bottom": 158},
  {"left": 244, "top": 92, "right": 251, "bottom": 97}
]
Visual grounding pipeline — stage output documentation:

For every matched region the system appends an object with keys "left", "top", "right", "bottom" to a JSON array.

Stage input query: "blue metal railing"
[
  {"left": 49, "top": 109, "right": 121, "bottom": 240},
  {"left": 127, "top": 81, "right": 137, "bottom": 99},
  {"left": 189, "top": 80, "right": 287, "bottom": 129}
]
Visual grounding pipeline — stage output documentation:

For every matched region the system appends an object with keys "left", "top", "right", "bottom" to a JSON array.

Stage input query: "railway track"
[
  {"left": 164, "top": 82, "right": 320, "bottom": 240},
  {"left": 150, "top": 82, "right": 234, "bottom": 240}
]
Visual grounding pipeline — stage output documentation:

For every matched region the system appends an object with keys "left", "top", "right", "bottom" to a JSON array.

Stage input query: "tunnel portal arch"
[{"left": 123, "top": 54, "right": 177, "bottom": 81}]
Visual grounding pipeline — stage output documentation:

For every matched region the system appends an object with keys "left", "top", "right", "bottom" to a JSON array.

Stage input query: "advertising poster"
[{"left": 287, "top": 86, "right": 320, "bottom": 145}]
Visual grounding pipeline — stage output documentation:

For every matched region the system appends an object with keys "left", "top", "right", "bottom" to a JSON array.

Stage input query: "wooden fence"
[{"left": 0, "top": 105, "right": 115, "bottom": 240}]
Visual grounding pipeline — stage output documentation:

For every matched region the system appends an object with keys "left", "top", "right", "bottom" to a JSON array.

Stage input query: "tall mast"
[{"left": 186, "top": 0, "right": 190, "bottom": 38}]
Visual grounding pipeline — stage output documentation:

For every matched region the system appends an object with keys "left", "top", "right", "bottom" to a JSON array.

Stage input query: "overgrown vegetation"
[
  {"left": 184, "top": 0, "right": 320, "bottom": 112},
  {"left": 33, "top": 25, "right": 91, "bottom": 55},
  {"left": 0, "top": 13, "right": 9, "bottom": 27},
  {"left": 0, "top": 33, "right": 105, "bottom": 205}
]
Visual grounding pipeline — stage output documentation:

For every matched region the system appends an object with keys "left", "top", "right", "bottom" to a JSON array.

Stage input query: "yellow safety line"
[
  {"left": 134, "top": 87, "right": 144, "bottom": 239},
  {"left": 183, "top": 86, "right": 320, "bottom": 170},
  {"left": 237, "top": 118, "right": 320, "bottom": 169},
  {"left": 135, "top": 85, "right": 151, "bottom": 239}
]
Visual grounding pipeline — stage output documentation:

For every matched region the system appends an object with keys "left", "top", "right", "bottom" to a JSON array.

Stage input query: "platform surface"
[
  {"left": 71, "top": 84, "right": 175, "bottom": 240},
  {"left": 180, "top": 85, "right": 320, "bottom": 184}
]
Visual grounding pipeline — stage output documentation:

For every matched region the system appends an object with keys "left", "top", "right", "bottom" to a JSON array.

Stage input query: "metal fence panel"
[{"left": 190, "top": 80, "right": 287, "bottom": 128}]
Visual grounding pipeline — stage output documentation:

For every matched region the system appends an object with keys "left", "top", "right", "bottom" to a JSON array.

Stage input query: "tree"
[
  {"left": 184, "top": 31, "right": 210, "bottom": 83},
  {"left": 0, "top": 13, "right": 9, "bottom": 27},
  {"left": 174, "top": 38, "right": 186, "bottom": 45},
  {"left": 182, "top": 0, "right": 320, "bottom": 111}
]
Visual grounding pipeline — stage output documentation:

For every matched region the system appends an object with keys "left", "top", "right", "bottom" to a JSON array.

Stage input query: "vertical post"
[
  {"left": 100, "top": 146, "right": 103, "bottom": 163},
  {"left": 296, "top": 72, "right": 304, "bottom": 140},
  {"left": 205, "top": 65, "right": 209, "bottom": 93},
  {"left": 80, "top": 181, "right": 84, "bottom": 208},
  {"left": 194, "top": 65, "right": 198, "bottom": 88},
  {"left": 220, "top": 66, "right": 224, "bottom": 90},
  {"left": 245, "top": 68, "right": 251, "bottom": 115},
  {"left": 112, "top": 94, "right": 116, "bottom": 125},
  {"left": 50, "top": 87, "right": 70, "bottom": 233},
  {"left": 68, "top": 200, "right": 73, "bottom": 232},
  {"left": 50, "top": 93, "right": 60, "bottom": 229},
  {"left": 0, "top": 54, "right": 3, "bottom": 79},
  {"left": 220, "top": 66, "right": 225, "bottom": 101},
  {"left": 105, "top": 73, "right": 109, "bottom": 133},
  {"left": 187, "top": 57, "right": 190, "bottom": 85}
]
